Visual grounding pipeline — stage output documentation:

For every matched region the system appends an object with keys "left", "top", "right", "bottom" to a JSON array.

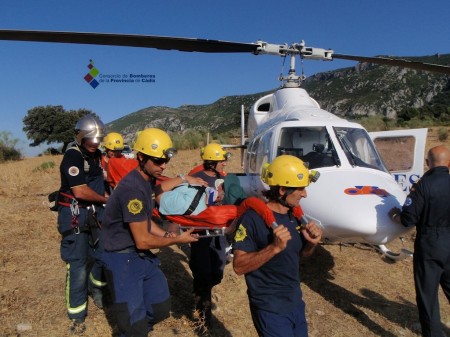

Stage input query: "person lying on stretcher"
[{"left": 157, "top": 179, "right": 225, "bottom": 216}]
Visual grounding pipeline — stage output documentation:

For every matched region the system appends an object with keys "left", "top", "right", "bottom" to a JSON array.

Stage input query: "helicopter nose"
[{"left": 300, "top": 168, "right": 412, "bottom": 245}]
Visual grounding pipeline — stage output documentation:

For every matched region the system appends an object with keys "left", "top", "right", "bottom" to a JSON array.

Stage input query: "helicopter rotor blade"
[
  {"left": 332, "top": 53, "right": 450, "bottom": 75},
  {"left": 0, "top": 29, "right": 259, "bottom": 53},
  {"left": 0, "top": 29, "right": 449, "bottom": 75}
]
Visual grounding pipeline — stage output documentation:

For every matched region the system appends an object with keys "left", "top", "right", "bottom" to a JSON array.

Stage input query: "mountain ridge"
[{"left": 106, "top": 54, "right": 450, "bottom": 141}]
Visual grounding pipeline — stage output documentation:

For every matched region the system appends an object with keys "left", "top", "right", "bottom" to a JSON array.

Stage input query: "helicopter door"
[{"left": 369, "top": 128, "right": 427, "bottom": 192}]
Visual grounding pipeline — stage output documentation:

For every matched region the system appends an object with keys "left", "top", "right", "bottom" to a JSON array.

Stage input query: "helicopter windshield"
[
  {"left": 277, "top": 127, "right": 340, "bottom": 169},
  {"left": 333, "top": 127, "right": 388, "bottom": 172}
]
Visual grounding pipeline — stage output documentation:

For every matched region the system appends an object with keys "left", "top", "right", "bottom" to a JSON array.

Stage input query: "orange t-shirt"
[{"left": 107, "top": 156, "right": 139, "bottom": 188}]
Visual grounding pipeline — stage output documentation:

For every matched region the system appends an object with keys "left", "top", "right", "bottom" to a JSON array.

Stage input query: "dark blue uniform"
[
  {"left": 401, "top": 166, "right": 450, "bottom": 337},
  {"left": 233, "top": 210, "right": 308, "bottom": 337},
  {"left": 101, "top": 169, "right": 170, "bottom": 337},
  {"left": 189, "top": 170, "right": 228, "bottom": 324},
  {"left": 57, "top": 143, "right": 106, "bottom": 321}
]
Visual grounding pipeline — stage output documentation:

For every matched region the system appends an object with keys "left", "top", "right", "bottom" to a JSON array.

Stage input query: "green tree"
[{"left": 22, "top": 106, "right": 96, "bottom": 153}]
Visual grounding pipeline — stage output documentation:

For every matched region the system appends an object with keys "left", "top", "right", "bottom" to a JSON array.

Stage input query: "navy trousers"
[
  {"left": 102, "top": 251, "right": 171, "bottom": 337},
  {"left": 58, "top": 207, "right": 106, "bottom": 320}
]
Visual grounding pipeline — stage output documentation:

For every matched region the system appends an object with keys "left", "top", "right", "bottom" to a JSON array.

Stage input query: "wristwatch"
[{"left": 178, "top": 173, "right": 187, "bottom": 183}]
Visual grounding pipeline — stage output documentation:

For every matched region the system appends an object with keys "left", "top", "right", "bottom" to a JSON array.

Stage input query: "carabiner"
[{"left": 70, "top": 199, "right": 80, "bottom": 217}]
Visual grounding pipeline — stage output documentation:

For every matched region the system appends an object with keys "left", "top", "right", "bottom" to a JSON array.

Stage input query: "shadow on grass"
[
  {"left": 301, "top": 244, "right": 450, "bottom": 337},
  {"left": 158, "top": 245, "right": 233, "bottom": 337}
]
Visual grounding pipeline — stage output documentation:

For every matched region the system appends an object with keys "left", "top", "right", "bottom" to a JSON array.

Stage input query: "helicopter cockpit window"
[
  {"left": 247, "top": 132, "right": 272, "bottom": 173},
  {"left": 277, "top": 127, "right": 338, "bottom": 169},
  {"left": 333, "top": 127, "right": 388, "bottom": 172},
  {"left": 247, "top": 137, "right": 260, "bottom": 172},
  {"left": 257, "top": 131, "right": 271, "bottom": 170}
]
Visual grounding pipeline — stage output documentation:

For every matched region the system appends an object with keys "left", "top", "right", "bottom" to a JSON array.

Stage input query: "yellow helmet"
[
  {"left": 201, "top": 143, "right": 231, "bottom": 161},
  {"left": 103, "top": 132, "right": 124, "bottom": 151},
  {"left": 133, "top": 128, "right": 176, "bottom": 158},
  {"left": 261, "top": 155, "right": 311, "bottom": 187}
]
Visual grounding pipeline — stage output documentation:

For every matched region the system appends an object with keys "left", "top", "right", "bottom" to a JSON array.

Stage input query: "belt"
[
  {"left": 112, "top": 247, "right": 153, "bottom": 257},
  {"left": 61, "top": 225, "right": 90, "bottom": 238}
]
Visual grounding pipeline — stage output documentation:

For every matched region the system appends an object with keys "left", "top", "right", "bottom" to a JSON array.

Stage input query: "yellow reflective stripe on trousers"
[
  {"left": 65, "top": 263, "right": 87, "bottom": 314},
  {"left": 89, "top": 272, "right": 107, "bottom": 287}
]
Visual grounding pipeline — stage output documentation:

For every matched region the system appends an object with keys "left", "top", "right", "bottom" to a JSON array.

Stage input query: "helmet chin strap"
[
  {"left": 278, "top": 197, "right": 292, "bottom": 209},
  {"left": 277, "top": 188, "right": 295, "bottom": 209},
  {"left": 204, "top": 161, "right": 221, "bottom": 177},
  {"left": 138, "top": 154, "right": 155, "bottom": 180}
]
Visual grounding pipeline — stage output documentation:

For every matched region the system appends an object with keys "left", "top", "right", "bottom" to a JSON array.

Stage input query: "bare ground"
[{"left": 1, "top": 127, "right": 449, "bottom": 337}]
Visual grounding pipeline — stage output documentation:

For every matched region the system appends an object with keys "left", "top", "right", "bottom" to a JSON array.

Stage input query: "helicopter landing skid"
[{"left": 375, "top": 244, "right": 413, "bottom": 261}]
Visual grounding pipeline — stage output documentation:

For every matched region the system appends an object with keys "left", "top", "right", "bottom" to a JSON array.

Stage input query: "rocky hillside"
[
  {"left": 106, "top": 54, "right": 450, "bottom": 139},
  {"left": 303, "top": 54, "right": 450, "bottom": 119}
]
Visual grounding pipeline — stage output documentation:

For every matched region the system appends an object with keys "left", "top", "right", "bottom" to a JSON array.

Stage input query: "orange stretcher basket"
[{"left": 154, "top": 197, "right": 305, "bottom": 237}]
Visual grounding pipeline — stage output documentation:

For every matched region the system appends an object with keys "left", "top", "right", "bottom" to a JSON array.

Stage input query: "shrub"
[
  {"left": 0, "top": 144, "right": 22, "bottom": 162},
  {"left": 0, "top": 131, "right": 22, "bottom": 163},
  {"left": 33, "top": 161, "right": 56, "bottom": 172},
  {"left": 171, "top": 130, "right": 204, "bottom": 150},
  {"left": 438, "top": 127, "right": 448, "bottom": 141}
]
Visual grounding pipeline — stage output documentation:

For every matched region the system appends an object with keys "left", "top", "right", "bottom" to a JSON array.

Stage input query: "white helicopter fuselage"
[{"left": 238, "top": 86, "right": 422, "bottom": 246}]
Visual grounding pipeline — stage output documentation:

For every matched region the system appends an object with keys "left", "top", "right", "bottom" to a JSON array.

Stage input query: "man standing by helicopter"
[
  {"left": 233, "top": 155, "right": 322, "bottom": 337},
  {"left": 390, "top": 144, "right": 450, "bottom": 337}
]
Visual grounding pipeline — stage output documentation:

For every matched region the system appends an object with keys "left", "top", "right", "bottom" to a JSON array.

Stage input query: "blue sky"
[{"left": 0, "top": 0, "right": 449, "bottom": 156}]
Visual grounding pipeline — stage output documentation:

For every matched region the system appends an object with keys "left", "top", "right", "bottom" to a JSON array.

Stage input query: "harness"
[
  {"left": 59, "top": 196, "right": 101, "bottom": 243},
  {"left": 56, "top": 143, "right": 103, "bottom": 242},
  {"left": 57, "top": 191, "right": 91, "bottom": 208},
  {"left": 68, "top": 142, "right": 94, "bottom": 173}
]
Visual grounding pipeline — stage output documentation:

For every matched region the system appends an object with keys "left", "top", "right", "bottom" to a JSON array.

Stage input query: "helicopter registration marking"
[{"left": 344, "top": 186, "right": 390, "bottom": 197}]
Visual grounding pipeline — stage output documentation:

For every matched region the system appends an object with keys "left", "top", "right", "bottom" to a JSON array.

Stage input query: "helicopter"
[{"left": 1, "top": 29, "right": 449, "bottom": 260}]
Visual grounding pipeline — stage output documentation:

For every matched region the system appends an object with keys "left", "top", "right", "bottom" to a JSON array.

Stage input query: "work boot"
[
  {"left": 193, "top": 294, "right": 212, "bottom": 333},
  {"left": 88, "top": 285, "right": 104, "bottom": 309},
  {"left": 69, "top": 318, "right": 86, "bottom": 335}
]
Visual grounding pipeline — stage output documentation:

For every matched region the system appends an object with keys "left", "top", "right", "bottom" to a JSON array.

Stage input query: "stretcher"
[{"left": 155, "top": 196, "right": 305, "bottom": 237}]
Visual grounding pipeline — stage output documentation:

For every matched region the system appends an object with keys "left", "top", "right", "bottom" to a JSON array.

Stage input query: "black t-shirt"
[
  {"left": 233, "top": 209, "right": 305, "bottom": 314},
  {"left": 191, "top": 170, "right": 222, "bottom": 188},
  {"left": 59, "top": 144, "right": 104, "bottom": 193},
  {"left": 101, "top": 170, "right": 154, "bottom": 251}
]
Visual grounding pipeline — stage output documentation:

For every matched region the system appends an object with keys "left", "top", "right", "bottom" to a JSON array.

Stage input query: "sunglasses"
[{"left": 149, "top": 156, "right": 171, "bottom": 166}]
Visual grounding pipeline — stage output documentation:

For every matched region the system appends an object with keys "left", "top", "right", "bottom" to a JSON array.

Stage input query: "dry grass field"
[{"left": 0, "top": 127, "right": 449, "bottom": 337}]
